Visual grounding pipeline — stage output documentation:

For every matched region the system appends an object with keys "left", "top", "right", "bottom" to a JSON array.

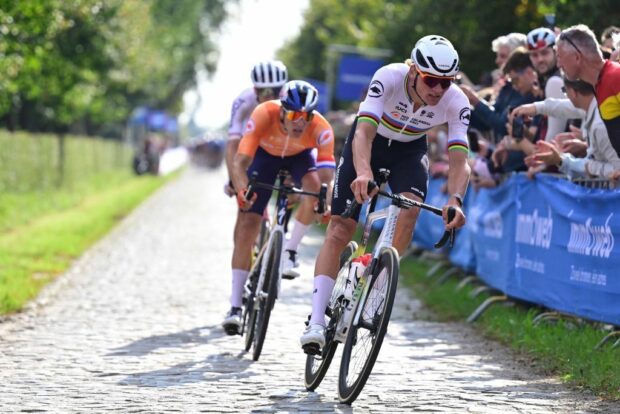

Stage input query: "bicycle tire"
[
  {"left": 252, "top": 231, "right": 283, "bottom": 361},
  {"left": 338, "top": 246, "right": 399, "bottom": 405},
  {"left": 304, "top": 241, "right": 358, "bottom": 391},
  {"left": 243, "top": 267, "right": 260, "bottom": 352},
  {"left": 256, "top": 218, "right": 269, "bottom": 254}
]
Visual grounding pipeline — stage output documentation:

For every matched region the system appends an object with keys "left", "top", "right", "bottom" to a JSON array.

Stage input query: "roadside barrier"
[{"left": 412, "top": 174, "right": 620, "bottom": 328}]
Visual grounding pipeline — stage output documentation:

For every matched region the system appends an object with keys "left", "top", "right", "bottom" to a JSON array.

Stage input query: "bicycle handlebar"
[
  {"left": 342, "top": 180, "right": 458, "bottom": 248},
  {"left": 245, "top": 171, "right": 328, "bottom": 211}
]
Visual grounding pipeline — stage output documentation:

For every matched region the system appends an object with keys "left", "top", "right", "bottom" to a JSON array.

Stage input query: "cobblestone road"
[{"left": 0, "top": 167, "right": 615, "bottom": 413}]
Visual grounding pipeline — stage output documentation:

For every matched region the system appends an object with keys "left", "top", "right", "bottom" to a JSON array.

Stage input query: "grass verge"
[
  {"left": 0, "top": 172, "right": 174, "bottom": 314},
  {"left": 400, "top": 256, "right": 620, "bottom": 400}
]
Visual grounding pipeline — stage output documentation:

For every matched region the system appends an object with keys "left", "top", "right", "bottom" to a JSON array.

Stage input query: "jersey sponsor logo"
[
  {"left": 245, "top": 119, "right": 256, "bottom": 134},
  {"left": 368, "top": 80, "right": 384, "bottom": 98},
  {"left": 317, "top": 131, "right": 334, "bottom": 146},
  {"left": 419, "top": 110, "right": 434, "bottom": 118},
  {"left": 459, "top": 107, "right": 471, "bottom": 126},
  {"left": 398, "top": 101, "right": 409, "bottom": 108},
  {"left": 391, "top": 111, "right": 401, "bottom": 118},
  {"left": 395, "top": 105, "right": 407, "bottom": 113},
  {"left": 409, "top": 118, "right": 430, "bottom": 126}
]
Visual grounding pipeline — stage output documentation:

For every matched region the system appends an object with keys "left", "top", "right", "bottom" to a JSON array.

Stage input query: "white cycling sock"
[
  {"left": 231, "top": 269, "right": 249, "bottom": 308},
  {"left": 285, "top": 219, "right": 309, "bottom": 252},
  {"left": 310, "top": 275, "right": 336, "bottom": 326}
]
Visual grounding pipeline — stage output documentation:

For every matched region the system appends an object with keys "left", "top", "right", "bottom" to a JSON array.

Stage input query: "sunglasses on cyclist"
[
  {"left": 283, "top": 109, "right": 313, "bottom": 121},
  {"left": 255, "top": 87, "right": 281, "bottom": 99},
  {"left": 415, "top": 67, "right": 454, "bottom": 89}
]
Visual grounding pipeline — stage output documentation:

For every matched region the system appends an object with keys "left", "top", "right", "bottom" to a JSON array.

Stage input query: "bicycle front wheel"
[
  {"left": 338, "top": 246, "right": 399, "bottom": 405},
  {"left": 243, "top": 269, "right": 259, "bottom": 352},
  {"left": 252, "top": 231, "right": 282, "bottom": 361},
  {"left": 304, "top": 241, "right": 358, "bottom": 391}
]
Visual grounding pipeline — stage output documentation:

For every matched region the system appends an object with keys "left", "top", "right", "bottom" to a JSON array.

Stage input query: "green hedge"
[{"left": 0, "top": 130, "right": 132, "bottom": 193}]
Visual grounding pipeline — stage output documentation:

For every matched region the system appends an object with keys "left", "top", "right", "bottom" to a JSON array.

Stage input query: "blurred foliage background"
[
  {"left": 0, "top": 0, "right": 231, "bottom": 136},
  {"left": 1, "top": 0, "right": 619, "bottom": 134},
  {"left": 279, "top": 0, "right": 620, "bottom": 110}
]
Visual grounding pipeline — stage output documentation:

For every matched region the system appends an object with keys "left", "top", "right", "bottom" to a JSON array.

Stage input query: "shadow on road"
[
  {"left": 106, "top": 324, "right": 226, "bottom": 357},
  {"left": 249, "top": 389, "right": 354, "bottom": 414},
  {"left": 117, "top": 350, "right": 255, "bottom": 388}
]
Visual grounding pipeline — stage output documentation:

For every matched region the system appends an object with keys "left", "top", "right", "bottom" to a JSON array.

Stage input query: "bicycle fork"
[{"left": 352, "top": 204, "right": 400, "bottom": 328}]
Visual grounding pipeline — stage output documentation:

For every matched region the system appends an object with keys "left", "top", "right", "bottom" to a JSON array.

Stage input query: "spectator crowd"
[{"left": 425, "top": 23, "right": 620, "bottom": 190}]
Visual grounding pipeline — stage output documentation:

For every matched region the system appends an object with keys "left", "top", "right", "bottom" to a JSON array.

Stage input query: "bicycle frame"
[
  {"left": 350, "top": 202, "right": 401, "bottom": 328},
  {"left": 252, "top": 172, "right": 290, "bottom": 310}
]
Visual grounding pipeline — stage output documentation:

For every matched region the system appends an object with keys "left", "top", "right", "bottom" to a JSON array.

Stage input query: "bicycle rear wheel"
[
  {"left": 304, "top": 241, "right": 358, "bottom": 391},
  {"left": 252, "top": 231, "right": 282, "bottom": 361},
  {"left": 338, "top": 246, "right": 399, "bottom": 404}
]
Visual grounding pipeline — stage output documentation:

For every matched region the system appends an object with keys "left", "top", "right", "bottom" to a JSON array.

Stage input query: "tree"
[
  {"left": 0, "top": 0, "right": 234, "bottom": 135},
  {"left": 278, "top": 0, "right": 620, "bottom": 109}
]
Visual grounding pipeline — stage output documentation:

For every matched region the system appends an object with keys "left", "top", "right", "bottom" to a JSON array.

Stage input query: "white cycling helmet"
[
  {"left": 527, "top": 27, "right": 556, "bottom": 51},
  {"left": 251, "top": 60, "right": 288, "bottom": 88},
  {"left": 411, "top": 35, "right": 460, "bottom": 78}
]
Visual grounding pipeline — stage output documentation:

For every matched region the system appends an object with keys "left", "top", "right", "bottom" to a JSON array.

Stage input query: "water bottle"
[
  {"left": 344, "top": 254, "right": 371, "bottom": 305},
  {"left": 337, "top": 253, "right": 372, "bottom": 341}
]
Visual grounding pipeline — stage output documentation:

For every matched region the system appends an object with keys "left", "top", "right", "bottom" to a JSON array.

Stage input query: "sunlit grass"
[
  {"left": 0, "top": 173, "right": 171, "bottom": 313},
  {"left": 400, "top": 257, "right": 620, "bottom": 400}
]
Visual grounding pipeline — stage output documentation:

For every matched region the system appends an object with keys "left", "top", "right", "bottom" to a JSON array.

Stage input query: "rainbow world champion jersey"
[{"left": 357, "top": 63, "right": 470, "bottom": 153}]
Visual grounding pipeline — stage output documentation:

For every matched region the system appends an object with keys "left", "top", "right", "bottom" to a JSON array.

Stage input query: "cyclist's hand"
[
  {"left": 443, "top": 204, "right": 465, "bottom": 230},
  {"left": 350, "top": 174, "right": 375, "bottom": 203},
  {"left": 236, "top": 188, "right": 257, "bottom": 210},
  {"left": 224, "top": 180, "right": 236, "bottom": 197},
  {"left": 314, "top": 201, "right": 331, "bottom": 224}
]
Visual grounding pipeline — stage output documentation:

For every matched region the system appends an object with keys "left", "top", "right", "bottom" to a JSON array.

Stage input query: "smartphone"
[{"left": 512, "top": 116, "right": 524, "bottom": 141}]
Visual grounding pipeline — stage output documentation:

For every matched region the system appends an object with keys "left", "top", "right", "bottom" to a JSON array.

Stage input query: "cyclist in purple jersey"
[{"left": 224, "top": 60, "right": 288, "bottom": 196}]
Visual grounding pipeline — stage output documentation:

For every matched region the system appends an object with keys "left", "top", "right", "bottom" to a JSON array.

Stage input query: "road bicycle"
[
  {"left": 241, "top": 170, "right": 327, "bottom": 361},
  {"left": 304, "top": 169, "right": 456, "bottom": 404}
]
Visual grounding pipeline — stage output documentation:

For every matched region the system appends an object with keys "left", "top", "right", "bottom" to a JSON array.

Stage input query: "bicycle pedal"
[{"left": 302, "top": 343, "right": 321, "bottom": 356}]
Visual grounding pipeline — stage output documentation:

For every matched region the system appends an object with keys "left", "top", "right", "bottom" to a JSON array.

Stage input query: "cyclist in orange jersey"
[{"left": 222, "top": 80, "right": 336, "bottom": 334}]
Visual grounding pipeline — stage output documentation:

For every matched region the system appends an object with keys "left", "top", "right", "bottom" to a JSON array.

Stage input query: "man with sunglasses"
[
  {"left": 224, "top": 60, "right": 288, "bottom": 197},
  {"left": 556, "top": 24, "right": 620, "bottom": 160},
  {"left": 222, "top": 80, "right": 336, "bottom": 335},
  {"left": 300, "top": 35, "right": 470, "bottom": 352}
]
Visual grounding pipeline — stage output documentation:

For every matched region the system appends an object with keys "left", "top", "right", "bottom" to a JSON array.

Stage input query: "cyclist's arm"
[
  {"left": 351, "top": 120, "right": 378, "bottom": 201},
  {"left": 446, "top": 149, "right": 471, "bottom": 203},
  {"left": 444, "top": 93, "right": 472, "bottom": 228},
  {"left": 231, "top": 152, "right": 253, "bottom": 193},
  {"left": 225, "top": 138, "right": 240, "bottom": 185}
]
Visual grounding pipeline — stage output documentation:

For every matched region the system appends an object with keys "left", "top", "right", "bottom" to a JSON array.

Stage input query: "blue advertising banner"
[
  {"left": 335, "top": 55, "right": 385, "bottom": 101},
  {"left": 511, "top": 175, "right": 620, "bottom": 325},
  {"left": 413, "top": 178, "right": 449, "bottom": 251},
  {"left": 411, "top": 172, "right": 620, "bottom": 325},
  {"left": 469, "top": 176, "right": 518, "bottom": 293},
  {"left": 448, "top": 188, "right": 477, "bottom": 272}
]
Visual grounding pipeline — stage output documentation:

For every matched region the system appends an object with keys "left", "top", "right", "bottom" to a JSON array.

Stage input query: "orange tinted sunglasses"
[
  {"left": 284, "top": 109, "right": 313, "bottom": 121},
  {"left": 415, "top": 67, "right": 454, "bottom": 89}
]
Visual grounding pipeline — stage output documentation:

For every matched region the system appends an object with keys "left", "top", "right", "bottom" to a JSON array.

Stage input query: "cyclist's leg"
[
  {"left": 286, "top": 152, "right": 320, "bottom": 250},
  {"left": 227, "top": 150, "right": 280, "bottom": 316},
  {"left": 282, "top": 151, "right": 320, "bottom": 277},
  {"left": 384, "top": 138, "right": 429, "bottom": 254},
  {"left": 306, "top": 124, "right": 358, "bottom": 332}
]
